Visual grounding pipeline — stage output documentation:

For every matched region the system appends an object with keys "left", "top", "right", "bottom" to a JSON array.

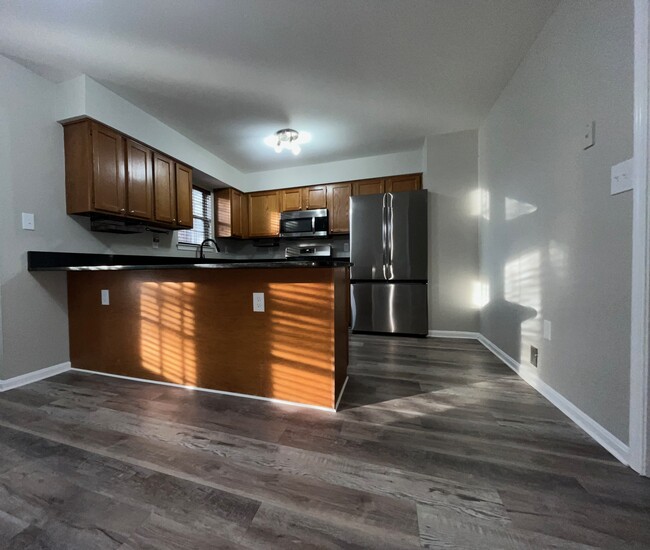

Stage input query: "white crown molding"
[{"left": 0, "top": 361, "right": 71, "bottom": 392}]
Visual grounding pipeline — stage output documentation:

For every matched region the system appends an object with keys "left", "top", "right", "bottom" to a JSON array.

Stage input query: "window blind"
[{"left": 177, "top": 187, "right": 213, "bottom": 245}]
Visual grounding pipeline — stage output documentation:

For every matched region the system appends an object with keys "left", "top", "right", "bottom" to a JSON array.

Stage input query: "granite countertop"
[{"left": 27, "top": 251, "right": 352, "bottom": 271}]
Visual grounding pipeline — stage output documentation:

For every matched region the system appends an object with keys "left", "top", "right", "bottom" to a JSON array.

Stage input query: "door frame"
[{"left": 630, "top": 0, "right": 650, "bottom": 475}]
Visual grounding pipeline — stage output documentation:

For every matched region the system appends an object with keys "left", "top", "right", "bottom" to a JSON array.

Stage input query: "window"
[{"left": 177, "top": 187, "right": 213, "bottom": 245}]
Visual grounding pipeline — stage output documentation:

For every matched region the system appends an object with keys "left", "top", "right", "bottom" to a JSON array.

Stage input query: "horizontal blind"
[{"left": 178, "top": 187, "right": 212, "bottom": 245}]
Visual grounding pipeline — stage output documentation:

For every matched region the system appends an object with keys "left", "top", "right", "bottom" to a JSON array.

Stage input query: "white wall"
[
  {"left": 424, "top": 131, "right": 480, "bottom": 332},
  {"left": 0, "top": 55, "right": 207, "bottom": 379},
  {"left": 478, "top": 0, "right": 633, "bottom": 442}
]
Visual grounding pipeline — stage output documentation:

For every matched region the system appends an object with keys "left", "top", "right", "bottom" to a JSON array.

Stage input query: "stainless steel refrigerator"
[{"left": 350, "top": 189, "right": 428, "bottom": 336}]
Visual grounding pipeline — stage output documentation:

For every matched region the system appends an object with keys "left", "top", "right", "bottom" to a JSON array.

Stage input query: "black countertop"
[{"left": 27, "top": 251, "right": 351, "bottom": 272}]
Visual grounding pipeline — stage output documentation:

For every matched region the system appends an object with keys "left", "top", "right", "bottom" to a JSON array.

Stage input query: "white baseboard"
[
  {"left": 427, "top": 330, "right": 481, "bottom": 340},
  {"left": 0, "top": 361, "right": 71, "bottom": 392},
  {"left": 476, "top": 334, "right": 630, "bottom": 465},
  {"left": 71, "top": 368, "right": 337, "bottom": 412}
]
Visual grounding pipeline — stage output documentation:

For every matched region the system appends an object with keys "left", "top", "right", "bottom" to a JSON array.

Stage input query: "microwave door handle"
[{"left": 312, "top": 216, "right": 316, "bottom": 234}]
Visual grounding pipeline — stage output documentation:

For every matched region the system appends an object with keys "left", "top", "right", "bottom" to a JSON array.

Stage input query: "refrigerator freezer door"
[
  {"left": 350, "top": 194, "right": 386, "bottom": 280},
  {"left": 386, "top": 190, "right": 428, "bottom": 281},
  {"left": 351, "top": 282, "right": 428, "bottom": 335}
]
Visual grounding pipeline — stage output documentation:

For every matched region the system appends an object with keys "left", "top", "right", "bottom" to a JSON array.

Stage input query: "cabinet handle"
[
  {"left": 173, "top": 218, "right": 176, "bottom": 222},
  {"left": 120, "top": 208, "right": 125, "bottom": 213},
  {"left": 130, "top": 210, "right": 135, "bottom": 214}
]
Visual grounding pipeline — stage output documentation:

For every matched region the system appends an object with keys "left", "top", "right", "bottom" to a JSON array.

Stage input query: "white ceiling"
[{"left": 0, "top": 0, "right": 558, "bottom": 173}]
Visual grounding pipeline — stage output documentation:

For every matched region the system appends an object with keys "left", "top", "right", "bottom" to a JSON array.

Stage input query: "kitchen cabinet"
[
  {"left": 64, "top": 120, "right": 127, "bottom": 215},
  {"left": 62, "top": 117, "right": 194, "bottom": 231},
  {"left": 215, "top": 188, "right": 247, "bottom": 238},
  {"left": 327, "top": 182, "right": 351, "bottom": 234},
  {"left": 385, "top": 173, "right": 422, "bottom": 193},
  {"left": 153, "top": 153, "right": 177, "bottom": 225},
  {"left": 175, "top": 164, "right": 193, "bottom": 228},
  {"left": 280, "top": 188, "right": 302, "bottom": 211},
  {"left": 125, "top": 139, "right": 153, "bottom": 220},
  {"left": 352, "top": 178, "right": 385, "bottom": 196},
  {"left": 303, "top": 185, "right": 328, "bottom": 210},
  {"left": 248, "top": 191, "right": 281, "bottom": 237}
]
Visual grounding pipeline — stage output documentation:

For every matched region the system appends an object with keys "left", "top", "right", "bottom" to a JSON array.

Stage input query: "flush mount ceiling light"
[{"left": 263, "top": 128, "right": 311, "bottom": 156}]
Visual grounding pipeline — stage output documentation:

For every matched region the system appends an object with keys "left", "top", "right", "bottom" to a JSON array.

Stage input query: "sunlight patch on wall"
[{"left": 505, "top": 197, "right": 537, "bottom": 221}]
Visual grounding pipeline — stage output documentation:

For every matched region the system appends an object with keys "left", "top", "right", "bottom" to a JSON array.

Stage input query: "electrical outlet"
[
  {"left": 343, "top": 242, "right": 350, "bottom": 253},
  {"left": 21, "top": 212, "right": 35, "bottom": 231},
  {"left": 611, "top": 158, "right": 634, "bottom": 195},
  {"left": 101, "top": 289, "right": 110, "bottom": 306},
  {"left": 543, "top": 320, "right": 552, "bottom": 341},
  {"left": 152, "top": 236, "right": 160, "bottom": 249},
  {"left": 530, "top": 345, "right": 539, "bottom": 367},
  {"left": 253, "top": 292, "right": 265, "bottom": 312}
]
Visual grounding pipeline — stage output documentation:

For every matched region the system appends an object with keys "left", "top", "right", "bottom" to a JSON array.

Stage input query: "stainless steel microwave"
[{"left": 279, "top": 209, "right": 329, "bottom": 238}]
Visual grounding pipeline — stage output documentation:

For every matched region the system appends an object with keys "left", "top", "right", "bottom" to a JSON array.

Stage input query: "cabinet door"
[
  {"left": 303, "top": 185, "right": 327, "bottom": 210},
  {"left": 91, "top": 122, "right": 126, "bottom": 214},
  {"left": 215, "top": 188, "right": 244, "bottom": 238},
  {"left": 248, "top": 191, "right": 281, "bottom": 237},
  {"left": 352, "top": 178, "right": 385, "bottom": 196},
  {"left": 231, "top": 189, "right": 243, "bottom": 237},
  {"left": 327, "top": 183, "right": 351, "bottom": 234},
  {"left": 153, "top": 153, "right": 176, "bottom": 224},
  {"left": 175, "top": 164, "right": 193, "bottom": 228},
  {"left": 385, "top": 173, "right": 422, "bottom": 193},
  {"left": 281, "top": 188, "right": 302, "bottom": 211},
  {"left": 125, "top": 139, "right": 153, "bottom": 220}
]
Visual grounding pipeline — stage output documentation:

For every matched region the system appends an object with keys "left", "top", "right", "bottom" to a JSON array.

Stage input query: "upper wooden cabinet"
[
  {"left": 352, "top": 178, "right": 385, "bottom": 196},
  {"left": 62, "top": 117, "right": 193, "bottom": 231},
  {"left": 64, "top": 120, "right": 126, "bottom": 215},
  {"left": 215, "top": 188, "right": 247, "bottom": 238},
  {"left": 125, "top": 139, "right": 153, "bottom": 220},
  {"left": 327, "top": 183, "right": 351, "bottom": 234},
  {"left": 280, "top": 188, "right": 302, "bottom": 212},
  {"left": 385, "top": 173, "right": 422, "bottom": 193},
  {"left": 175, "top": 164, "right": 193, "bottom": 228},
  {"left": 153, "top": 153, "right": 176, "bottom": 225},
  {"left": 303, "top": 185, "right": 328, "bottom": 210},
  {"left": 248, "top": 191, "right": 281, "bottom": 237}
]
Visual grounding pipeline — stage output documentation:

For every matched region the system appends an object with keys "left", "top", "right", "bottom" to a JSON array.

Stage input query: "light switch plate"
[
  {"left": 583, "top": 121, "right": 595, "bottom": 150},
  {"left": 611, "top": 158, "right": 634, "bottom": 195},
  {"left": 253, "top": 292, "right": 265, "bottom": 312},
  {"left": 21, "top": 212, "right": 35, "bottom": 231},
  {"left": 101, "top": 289, "right": 110, "bottom": 306}
]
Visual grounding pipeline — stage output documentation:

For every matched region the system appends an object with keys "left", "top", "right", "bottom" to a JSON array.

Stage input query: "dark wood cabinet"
[
  {"left": 248, "top": 191, "right": 281, "bottom": 237},
  {"left": 215, "top": 188, "right": 247, "bottom": 238},
  {"left": 385, "top": 173, "right": 422, "bottom": 193},
  {"left": 175, "top": 164, "right": 193, "bottom": 228},
  {"left": 352, "top": 178, "right": 385, "bottom": 196},
  {"left": 303, "top": 185, "right": 328, "bottom": 210},
  {"left": 62, "top": 117, "right": 193, "bottom": 231},
  {"left": 327, "top": 182, "right": 352, "bottom": 234},
  {"left": 153, "top": 153, "right": 176, "bottom": 225},
  {"left": 125, "top": 139, "right": 153, "bottom": 220},
  {"left": 280, "top": 188, "right": 302, "bottom": 211}
]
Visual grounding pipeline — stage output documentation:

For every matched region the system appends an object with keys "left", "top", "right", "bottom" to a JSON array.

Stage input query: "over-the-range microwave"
[{"left": 279, "top": 209, "right": 329, "bottom": 238}]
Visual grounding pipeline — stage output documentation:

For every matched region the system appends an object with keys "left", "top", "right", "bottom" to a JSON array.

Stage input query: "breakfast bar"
[{"left": 29, "top": 252, "right": 350, "bottom": 410}]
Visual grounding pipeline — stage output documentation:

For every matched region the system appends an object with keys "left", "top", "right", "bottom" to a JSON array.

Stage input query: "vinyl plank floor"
[{"left": 0, "top": 334, "right": 649, "bottom": 548}]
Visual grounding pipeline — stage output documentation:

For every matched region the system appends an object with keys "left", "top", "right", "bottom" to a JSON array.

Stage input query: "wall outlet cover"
[
  {"left": 611, "top": 158, "right": 634, "bottom": 195},
  {"left": 21, "top": 212, "right": 35, "bottom": 231},
  {"left": 530, "top": 345, "right": 539, "bottom": 367},
  {"left": 101, "top": 289, "right": 110, "bottom": 306},
  {"left": 543, "top": 320, "right": 552, "bottom": 341},
  {"left": 583, "top": 121, "right": 595, "bottom": 150},
  {"left": 253, "top": 292, "right": 265, "bottom": 312}
]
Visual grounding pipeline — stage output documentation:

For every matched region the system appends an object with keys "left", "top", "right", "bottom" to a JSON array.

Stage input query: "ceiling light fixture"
[{"left": 264, "top": 128, "right": 311, "bottom": 156}]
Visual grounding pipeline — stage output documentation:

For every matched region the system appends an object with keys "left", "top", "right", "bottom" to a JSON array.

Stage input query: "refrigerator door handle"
[
  {"left": 382, "top": 193, "right": 388, "bottom": 279},
  {"left": 388, "top": 193, "right": 394, "bottom": 279}
]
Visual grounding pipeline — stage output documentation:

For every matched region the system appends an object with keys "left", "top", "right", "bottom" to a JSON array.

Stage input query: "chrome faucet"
[{"left": 199, "top": 238, "right": 220, "bottom": 258}]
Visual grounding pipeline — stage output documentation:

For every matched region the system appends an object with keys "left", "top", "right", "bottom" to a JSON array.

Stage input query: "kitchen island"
[{"left": 29, "top": 252, "right": 350, "bottom": 410}]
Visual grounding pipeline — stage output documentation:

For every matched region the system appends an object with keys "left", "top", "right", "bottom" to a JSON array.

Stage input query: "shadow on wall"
[{"left": 478, "top": 190, "right": 543, "bottom": 363}]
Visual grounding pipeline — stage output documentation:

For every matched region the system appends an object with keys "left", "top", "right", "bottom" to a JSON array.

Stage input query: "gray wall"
[
  {"left": 424, "top": 130, "right": 480, "bottom": 333},
  {"left": 478, "top": 0, "right": 633, "bottom": 442},
  {"left": 0, "top": 55, "right": 199, "bottom": 379}
]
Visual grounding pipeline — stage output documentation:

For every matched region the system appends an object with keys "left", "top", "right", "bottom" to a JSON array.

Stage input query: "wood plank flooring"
[{"left": 0, "top": 334, "right": 649, "bottom": 548}]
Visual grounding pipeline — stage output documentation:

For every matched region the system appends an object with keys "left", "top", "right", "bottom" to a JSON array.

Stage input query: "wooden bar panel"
[{"left": 67, "top": 267, "right": 348, "bottom": 409}]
